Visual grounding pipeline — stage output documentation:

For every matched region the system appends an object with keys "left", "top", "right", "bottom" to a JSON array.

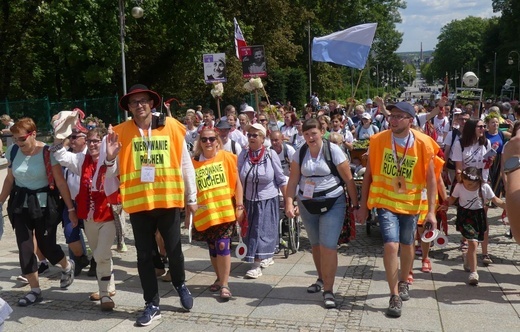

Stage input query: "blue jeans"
[
  {"left": 377, "top": 208, "right": 418, "bottom": 245},
  {"left": 298, "top": 195, "right": 346, "bottom": 249}
]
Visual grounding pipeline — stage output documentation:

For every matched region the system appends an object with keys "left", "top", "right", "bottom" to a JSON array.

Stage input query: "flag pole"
[
  {"left": 308, "top": 20, "right": 312, "bottom": 100},
  {"left": 352, "top": 69, "right": 365, "bottom": 98}
]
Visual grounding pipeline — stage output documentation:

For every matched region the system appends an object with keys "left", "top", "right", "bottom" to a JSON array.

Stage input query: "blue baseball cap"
[{"left": 386, "top": 102, "right": 415, "bottom": 117}]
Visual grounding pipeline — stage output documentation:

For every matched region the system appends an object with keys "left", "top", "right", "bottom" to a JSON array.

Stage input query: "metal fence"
[{"left": 0, "top": 95, "right": 122, "bottom": 133}]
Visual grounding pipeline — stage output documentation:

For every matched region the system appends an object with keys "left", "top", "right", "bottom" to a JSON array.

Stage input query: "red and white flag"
[
  {"left": 234, "top": 17, "right": 247, "bottom": 60},
  {"left": 442, "top": 72, "right": 449, "bottom": 97}
]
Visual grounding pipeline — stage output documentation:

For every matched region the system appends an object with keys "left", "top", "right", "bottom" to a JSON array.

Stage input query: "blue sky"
[{"left": 396, "top": 0, "right": 497, "bottom": 52}]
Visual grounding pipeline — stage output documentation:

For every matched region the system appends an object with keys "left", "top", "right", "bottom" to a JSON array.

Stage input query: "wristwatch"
[{"left": 503, "top": 156, "right": 520, "bottom": 174}]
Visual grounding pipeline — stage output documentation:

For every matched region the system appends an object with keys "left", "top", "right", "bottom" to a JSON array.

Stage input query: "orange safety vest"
[
  {"left": 367, "top": 129, "right": 440, "bottom": 215},
  {"left": 417, "top": 155, "right": 445, "bottom": 224},
  {"left": 192, "top": 150, "right": 237, "bottom": 231},
  {"left": 114, "top": 117, "right": 186, "bottom": 213}
]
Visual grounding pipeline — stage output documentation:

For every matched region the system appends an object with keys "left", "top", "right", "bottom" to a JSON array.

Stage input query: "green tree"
[{"left": 431, "top": 17, "right": 491, "bottom": 83}]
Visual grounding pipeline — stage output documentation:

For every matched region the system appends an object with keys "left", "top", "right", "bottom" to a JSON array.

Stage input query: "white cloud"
[{"left": 396, "top": 0, "right": 497, "bottom": 52}]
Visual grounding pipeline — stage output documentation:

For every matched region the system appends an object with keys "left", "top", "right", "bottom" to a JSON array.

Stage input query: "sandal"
[
  {"left": 407, "top": 271, "right": 414, "bottom": 285},
  {"left": 323, "top": 291, "right": 336, "bottom": 309},
  {"left": 307, "top": 279, "right": 323, "bottom": 293},
  {"left": 219, "top": 286, "right": 232, "bottom": 299},
  {"left": 18, "top": 290, "right": 43, "bottom": 307},
  {"left": 421, "top": 258, "right": 432, "bottom": 273},
  {"left": 209, "top": 279, "right": 221, "bottom": 292}
]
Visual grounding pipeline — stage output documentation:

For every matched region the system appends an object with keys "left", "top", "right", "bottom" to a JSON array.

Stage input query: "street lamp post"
[
  {"left": 118, "top": 0, "right": 144, "bottom": 120},
  {"left": 508, "top": 50, "right": 520, "bottom": 100}
]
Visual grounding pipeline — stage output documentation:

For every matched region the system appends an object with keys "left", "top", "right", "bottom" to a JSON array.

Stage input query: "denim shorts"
[
  {"left": 377, "top": 208, "right": 418, "bottom": 245},
  {"left": 298, "top": 194, "right": 346, "bottom": 249}
]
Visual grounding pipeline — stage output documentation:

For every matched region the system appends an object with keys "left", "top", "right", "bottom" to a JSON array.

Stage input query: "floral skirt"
[
  {"left": 192, "top": 221, "right": 236, "bottom": 243},
  {"left": 456, "top": 206, "right": 487, "bottom": 241}
]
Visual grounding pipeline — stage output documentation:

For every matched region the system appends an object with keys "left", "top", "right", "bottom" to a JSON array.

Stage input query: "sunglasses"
[
  {"left": 200, "top": 136, "right": 217, "bottom": 143},
  {"left": 86, "top": 139, "right": 102, "bottom": 144},
  {"left": 258, "top": 119, "right": 268, "bottom": 122},
  {"left": 128, "top": 99, "right": 150, "bottom": 107},
  {"left": 247, "top": 133, "right": 259, "bottom": 138},
  {"left": 70, "top": 135, "right": 86, "bottom": 140},
  {"left": 14, "top": 132, "right": 33, "bottom": 142},
  {"left": 476, "top": 125, "right": 487, "bottom": 129}
]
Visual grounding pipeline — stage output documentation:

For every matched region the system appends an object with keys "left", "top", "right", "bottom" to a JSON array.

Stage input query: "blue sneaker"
[
  {"left": 136, "top": 303, "right": 161, "bottom": 326},
  {"left": 175, "top": 283, "right": 193, "bottom": 310}
]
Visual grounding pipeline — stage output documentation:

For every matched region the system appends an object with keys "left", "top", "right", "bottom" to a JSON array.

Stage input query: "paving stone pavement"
[{"left": 0, "top": 172, "right": 519, "bottom": 330}]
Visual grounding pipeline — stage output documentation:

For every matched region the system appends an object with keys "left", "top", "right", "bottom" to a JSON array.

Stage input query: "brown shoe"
[
  {"left": 161, "top": 270, "right": 172, "bottom": 282},
  {"left": 100, "top": 296, "right": 115, "bottom": 311},
  {"left": 90, "top": 291, "right": 116, "bottom": 301},
  {"left": 155, "top": 268, "right": 166, "bottom": 277}
]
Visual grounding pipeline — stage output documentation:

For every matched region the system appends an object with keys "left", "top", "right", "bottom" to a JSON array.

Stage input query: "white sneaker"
[
  {"left": 17, "top": 275, "right": 29, "bottom": 284},
  {"left": 245, "top": 266, "right": 262, "bottom": 279},
  {"left": 259, "top": 258, "right": 274, "bottom": 268},
  {"left": 468, "top": 272, "right": 479, "bottom": 285}
]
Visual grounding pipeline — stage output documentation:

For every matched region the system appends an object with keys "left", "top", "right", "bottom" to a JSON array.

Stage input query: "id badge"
[
  {"left": 392, "top": 176, "right": 406, "bottom": 193},
  {"left": 302, "top": 180, "right": 316, "bottom": 199},
  {"left": 421, "top": 188, "right": 427, "bottom": 200},
  {"left": 141, "top": 164, "right": 156, "bottom": 183}
]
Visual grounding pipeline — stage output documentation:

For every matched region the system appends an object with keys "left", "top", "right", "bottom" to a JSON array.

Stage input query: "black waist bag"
[{"left": 300, "top": 196, "right": 340, "bottom": 215}]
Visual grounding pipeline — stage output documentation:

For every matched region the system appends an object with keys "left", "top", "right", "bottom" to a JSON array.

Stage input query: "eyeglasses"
[
  {"left": 86, "top": 139, "right": 102, "bottom": 145},
  {"left": 200, "top": 136, "right": 217, "bottom": 143},
  {"left": 258, "top": 119, "right": 267, "bottom": 122},
  {"left": 247, "top": 133, "right": 259, "bottom": 138},
  {"left": 86, "top": 124, "right": 96, "bottom": 130},
  {"left": 388, "top": 114, "right": 411, "bottom": 121},
  {"left": 70, "top": 135, "right": 86, "bottom": 140},
  {"left": 128, "top": 99, "right": 150, "bottom": 107},
  {"left": 13, "top": 132, "right": 33, "bottom": 142},
  {"left": 476, "top": 125, "right": 487, "bottom": 129}
]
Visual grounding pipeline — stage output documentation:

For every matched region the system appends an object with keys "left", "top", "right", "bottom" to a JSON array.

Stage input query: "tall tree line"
[
  {"left": 0, "top": 0, "right": 406, "bottom": 109},
  {"left": 431, "top": 1, "right": 520, "bottom": 98}
]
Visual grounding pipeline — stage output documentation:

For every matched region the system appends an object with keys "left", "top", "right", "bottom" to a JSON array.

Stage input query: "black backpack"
[{"left": 298, "top": 139, "right": 343, "bottom": 185}]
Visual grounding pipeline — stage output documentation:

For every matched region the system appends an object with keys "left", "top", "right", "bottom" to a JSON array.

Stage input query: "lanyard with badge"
[
  {"left": 138, "top": 125, "right": 155, "bottom": 183},
  {"left": 391, "top": 133, "right": 411, "bottom": 193},
  {"left": 302, "top": 145, "right": 323, "bottom": 199}
]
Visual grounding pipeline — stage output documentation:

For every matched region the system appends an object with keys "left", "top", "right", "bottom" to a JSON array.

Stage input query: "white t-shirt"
[
  {"left": 293, "top": 143, "right": 347, "bottom": 199},
  {"left": 443, "top": 130, "right": 460, "bottom": 160},
  {"left": 451, "top": 140, "right": 491, "bottom": 181},
  {"left": 275, "top": 143, "right": 296, "bottom": 177},
  {"left": 185, "top": 127, "right": 198, "bottom": 145},
  {"left": 281, "top": 125, "right": 298, "bottom": 140},
  {"left": 229, "top": 129, "right": 248, "bottom": 148},
  {"left": 356, "top": 125, "right": 379, "bottom": 140},
  {"left": 222, "top": 139, "right": 242, "bottom": 156},
  {"left": 413, "top": 113, "right": 428, "bottom": 129},
  {"left": 291, "top": 133, "right": 305, "bottom": 149},
  {"left": 433, "top": 116, "right": 450, "bottom": 144},
  {"left": 330, "top": 128, "right": 354, "bottom": 144},
  {"left": 452, "top": 182, "right": 494, "bottom": 210}
]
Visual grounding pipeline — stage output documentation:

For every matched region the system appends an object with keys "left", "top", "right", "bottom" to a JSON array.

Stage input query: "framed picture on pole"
[
  {"left": 203, "top": 53, "right": 227, "bottom": 83},
  {"left": 240, "top": 45, "right": 267, "bottom": 78}
]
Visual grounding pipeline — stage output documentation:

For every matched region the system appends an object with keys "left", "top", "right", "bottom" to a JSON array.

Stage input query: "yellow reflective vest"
[
  {"left": 367, "top": 129, "right": 440, "bottom": 215},
  {"left": 114, "top": 117, "right": 186, "bottom": 214},
  {"left": 192, "top": 150, "right": 237, "bottom": 231}
]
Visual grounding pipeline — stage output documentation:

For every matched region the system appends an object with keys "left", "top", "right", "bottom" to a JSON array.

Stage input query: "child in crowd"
[{"left": 443, "top": 167, "right": 506, "bottom": 285}]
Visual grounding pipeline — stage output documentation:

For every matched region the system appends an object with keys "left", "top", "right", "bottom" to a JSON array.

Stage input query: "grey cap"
[{"left": 386, "top": 102, "right": 416, "bottom": 117}]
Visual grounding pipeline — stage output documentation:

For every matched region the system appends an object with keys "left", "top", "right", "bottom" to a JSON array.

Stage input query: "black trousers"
[
  {"left": 13, "top": 208, "right": 65, "bottom": 275},
  {"left": 130, "top": 208, "right": 185, "bottom": 306}
]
